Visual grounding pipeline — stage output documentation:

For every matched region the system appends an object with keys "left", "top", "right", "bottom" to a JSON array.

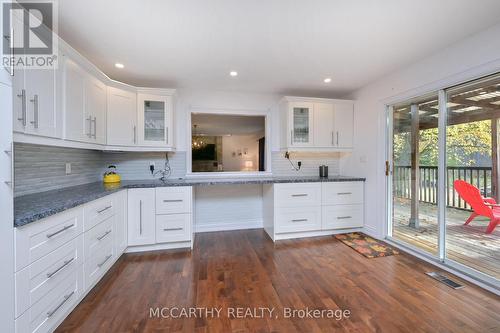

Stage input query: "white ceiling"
[
  {"left": 191, "top": 114, "right": 265, "bottom": 136},
  {"left": 58, "top": 0, "right": 500, "bottom": 97}
]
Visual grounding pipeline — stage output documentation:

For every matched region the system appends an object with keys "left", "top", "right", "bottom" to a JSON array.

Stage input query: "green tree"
[{"left": 393, "top": 120, "right": 492, "bottom": 167}]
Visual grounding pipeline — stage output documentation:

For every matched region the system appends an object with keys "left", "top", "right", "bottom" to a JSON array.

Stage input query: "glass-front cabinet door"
[
  {"left": 289, "top": 102, "right": 314, "bottom": 146},
  {"left": 137, "top": 93, "right": 173, "bottom": 147}
]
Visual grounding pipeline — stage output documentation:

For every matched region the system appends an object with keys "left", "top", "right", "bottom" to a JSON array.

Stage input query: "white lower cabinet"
[
  {"left": 15, "top": 266, "right": 83, "bottom": 333},
  {"left": 14, "top": 190, "right": 127, "bottom": 333},
  {"left": 275, "top": 206, "right": 322, "bottom": 234},
  {"left": 127, "top": 188, "right": 156, "bottom": 246},
  {"left": 322, "top": 204, "right": 364, "bottom": 230},
  {"left": 127, "top": 187, "right": 193, "bottom": 250},
  {"left": 265, "top": 181, "right": 365, "bottom": 241},
  {"left": 156, "top": 214, "right": 191, "bottom": 243},
  {"left": 113, "top": 191, "right": 128, "bottom": 255},
  {"left": 15, "top": 236, "right": 83, "bottom": 318},
  {"left": 84, "top": 240, "right": 114, "bottom": 291}
]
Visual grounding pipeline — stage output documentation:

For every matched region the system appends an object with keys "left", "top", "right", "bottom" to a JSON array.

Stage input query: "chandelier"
[{"left": 192, "top": 125, "right": 207, "bottom": 149}]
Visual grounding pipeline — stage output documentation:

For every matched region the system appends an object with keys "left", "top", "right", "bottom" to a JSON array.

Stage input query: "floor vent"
[{"left": 426, "top": 272, "right": 465, "bottom": 289}]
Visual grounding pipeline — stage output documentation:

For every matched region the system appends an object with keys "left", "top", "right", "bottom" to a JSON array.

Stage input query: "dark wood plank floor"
[{"left": 56, "top": 230, "right": 500, "bottom": 333}]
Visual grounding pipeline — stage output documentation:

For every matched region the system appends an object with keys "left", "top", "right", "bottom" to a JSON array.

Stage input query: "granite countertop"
[{"left": 14, "top": 175, "right": 365, "bottom": 227}]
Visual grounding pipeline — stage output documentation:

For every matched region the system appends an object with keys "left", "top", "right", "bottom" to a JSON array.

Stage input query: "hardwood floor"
[{"left": 56, "top": 230, "right": 500, "bottom": 333}]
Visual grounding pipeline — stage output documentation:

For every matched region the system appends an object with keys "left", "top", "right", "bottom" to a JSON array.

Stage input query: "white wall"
[
  {"left": 342, "top": 23, "right": 500, "bottom": 238},
  {"left": 222, "top": 133, "right": 261, "bottom": 171}
]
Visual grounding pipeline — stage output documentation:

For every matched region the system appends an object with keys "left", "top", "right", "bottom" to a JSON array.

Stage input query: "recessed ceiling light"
[
  {"left": 324, "top": 77, "right": 332, "bottom": 83},
  {"left": 115, "top": 63, "right": 125, "bottom": 69},
  {"left": 230, "top": 71, "right": 238, "bottom": 77}
]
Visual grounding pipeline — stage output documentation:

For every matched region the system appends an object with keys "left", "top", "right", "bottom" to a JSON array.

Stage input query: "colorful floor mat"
[{"left": 334, "top": 233, "right": 400, "bottom": 258}]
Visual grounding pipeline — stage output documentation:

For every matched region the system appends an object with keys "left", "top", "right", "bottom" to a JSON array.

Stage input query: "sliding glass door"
[
  {"left": 390, "top": 94, "right": 440, "bottom": 256},
  {"left": 387, "top": 73, "right": 500, "bottom": 286},
  {"left": 445, "top": 76, "right": 500, "bottom": 281}
]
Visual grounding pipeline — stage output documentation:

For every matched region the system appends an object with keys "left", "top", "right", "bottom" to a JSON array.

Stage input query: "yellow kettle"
[{"left": 103, "top": 165, "right": 121, "bottom": 183}]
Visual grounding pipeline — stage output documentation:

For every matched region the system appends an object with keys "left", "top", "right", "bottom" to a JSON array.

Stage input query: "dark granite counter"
[{"left": 14, "top": 175, "right": 365, "bottom": 227}]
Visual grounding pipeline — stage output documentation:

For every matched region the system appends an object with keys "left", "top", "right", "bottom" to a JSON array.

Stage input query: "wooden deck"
[{"left": 393, "top": 198, "right": 500, "bottom": 280}]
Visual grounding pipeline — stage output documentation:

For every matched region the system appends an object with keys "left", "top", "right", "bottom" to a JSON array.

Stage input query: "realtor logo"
[{"left": 2, "top": 0, "right": 58, "bottom": 70}]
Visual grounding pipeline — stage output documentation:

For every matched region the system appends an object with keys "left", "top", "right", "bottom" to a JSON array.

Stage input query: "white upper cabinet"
[
  {"left": 85, "top": 76, "right": 107, "bottom": 144},
  {"left": 288, "top": 102, "right": 314, "bottom": 147},
  {"left": 281, "top": 97, "right": 354, "bottom": 151},
  {"left": 13, "top": 67, "right": 59, "bottom": 138},
  {"left": 334, "top": 103, "right": 354, "bottom": 149},
  {"left": 64, "top": 57, "right": 87, "bottom": 142},
  {"left": 11, "top": 8, "right": 59, "bottom": 138},
  {"left": 64, "top": 56, "right": 106, "bottom": 144},
  {"left": 313, "top": 102, "right": 335, "bottom": 147},
  {"left": 137, "top": 91, "right": 174, "bottom": 148},
  {"left": 107, "top": 87, "right": 137, "bottom": 146}
]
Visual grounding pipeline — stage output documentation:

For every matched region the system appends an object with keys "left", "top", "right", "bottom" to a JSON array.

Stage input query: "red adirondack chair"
[{"left": 454, "top": 180, "right": 499, "bottom": 234}]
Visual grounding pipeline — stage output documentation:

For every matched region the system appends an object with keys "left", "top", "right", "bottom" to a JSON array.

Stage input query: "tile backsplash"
[
  {"left": 14, "top": 143, "right": 104, "bottom": 196},
  {"left": 271, "top": 151, "right": 341, "bottom": 177},
  {"left": 14, "top": 143, "right": 186, "bottom": 196},
  {"left": 14, "top": 143, "right": 344, "bottom": 196}
]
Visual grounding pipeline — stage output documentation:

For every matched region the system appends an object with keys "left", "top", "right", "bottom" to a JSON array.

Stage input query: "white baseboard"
[
  {"left": 125, "top": 241, "right": 192, "bottom": 253},
  {"left": 195, "top": 219, "right": 263, "bottom": 233},
  {"left": 274, "top": 227, "right": 363, "bottom": 241},
  {"left": 362, "top": 225, "right": 383, "bottom": 239}
]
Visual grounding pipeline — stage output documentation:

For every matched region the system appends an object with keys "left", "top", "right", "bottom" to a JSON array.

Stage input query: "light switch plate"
[{"left": 65, "top": 163, "right": 71, "bottom": 175}]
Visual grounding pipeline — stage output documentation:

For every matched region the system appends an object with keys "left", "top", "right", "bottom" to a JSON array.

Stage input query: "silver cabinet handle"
[
  {"left": 291, "top": 219, "right": 308, "bottom": 222},
  {"left": 46, "top": 224, "right": 75, "bottom": 238},
  {"left": 291, "top": 194, "right": 308, "bottom": 197},
  {"left": 337, "top": 216, "right": 352, "bottom": 220},
  {"left": 166, "top": 127, "right": 168, "bottom": 144},
  {"left": 337, "top": 192, "right": 352, "bottom": 195},
  {"left": 290, "top": 130, "right": 293, "bottom": 145},
  {"left": 336, "top": 131, "right": 339, "bottom": 146},
  {"left": 331, "top": 131, "right": 334, "bottom": 145},
  {"left": 46, "top": 257, "right": 75, "bottom": 278},
  {"left": 86, "top": 116, "right": 92, "bottom": 138},
  {"left": 46, "top": 291, "right": 75, "bottom": 318},
  {"left": 163, "top": 199, "right": 183, "bottom": 203},
  {"left": 3, "top": 145, "right": 13, "bottom": 187},
  {"left": 97, "top": 230, "right": 112, "bottom": 241},
  {"left": 17, "top": 89, "right": 26, "bottom": 126},
  {"left": 92, "top": 116, "right": 97, "bottom": 139},
  {"left": 133, "top": 125, "right": 137, "bottom": 144},
  {"left": 3, "top": 31, "right": 14, "bottom": 75},
  {"left": 163, "top": 227, "right": 183, "bottom": 231},
  {"left": 98, "top": 254, "right": 112, "bottom": 268},
  {"left": 139, "top": 200, "right": 143, "bottom": 235},
  {"left": 97, "top": 205, "right": 112, "bottom": 213},
  {"left": 30, "top": 94, "right": 39, "bottom": 128}
]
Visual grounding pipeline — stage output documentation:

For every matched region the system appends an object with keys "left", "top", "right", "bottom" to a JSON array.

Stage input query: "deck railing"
[{"left": 393, "top": 166, "right": 493, "bottom": 210}]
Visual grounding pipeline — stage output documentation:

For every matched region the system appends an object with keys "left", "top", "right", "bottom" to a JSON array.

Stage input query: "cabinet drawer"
[
  {"left": 274, "top": 183, "right": 321, "bottom": 208},
  {"left": 322, "top": 182, "right": 364, "bottom": 205},
  {"left": 155, "top": 187, "right": 192, "bottom": 215},
  {"left": 322, "top": 204, "right": 364, "bottom": 230},
  {"left": 15, "top": 265, "right": 83, "bottom": 333},
  {"left": 156, "top": 214, "right": 191, "bottom": 243},
  {"left": 84, "top": 241, "right": 114, "bottom": 291},
  {"left": 275, "top": 206, "right": 322, "bottom": 234},
  {"left": 84, "top": 216, "right": 114, "bottom": 258},
  {"left": 84, "top": 196, "right": 115, "bottom": 231},
  {"left": 16, "top": 207, "right": 84, "bottom": 272},
  {"left": 15, "top": 236, "right": 83, "bottom": 318}
]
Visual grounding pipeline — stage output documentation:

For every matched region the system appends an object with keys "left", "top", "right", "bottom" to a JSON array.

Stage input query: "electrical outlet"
[{"left": 65, "top": 163, "right": 71, "bottom": 175}]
